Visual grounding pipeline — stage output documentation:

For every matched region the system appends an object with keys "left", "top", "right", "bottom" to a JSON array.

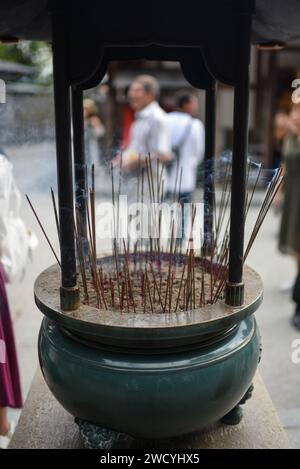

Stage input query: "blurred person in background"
[
  {"left": 278, "top": 104, "right": 300, "bottom": 329},
  {"left": 113, "top": 75, "right": 170, "bottom": 174},
  {"left": 112, "top": 75, "right": 171, "bottom": 217},
  {"left": 83, "top": 98, "right": 106, "bottom": 169},
  {"left": 0, "top": 150, "right": 23, "bottom": 449},
  {"left": 272, "top": 111, "right": 290, "bottom": 170},
  {"left": 167, "top": 90, "right": 205, "bottom": 201},
  {"left": 166, "top": 91, "right": 205, "bottom": 239}
]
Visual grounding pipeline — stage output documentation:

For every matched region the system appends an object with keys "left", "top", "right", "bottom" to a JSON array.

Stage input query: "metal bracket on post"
[
  {"left": 225, "top": 281, "right": 244, "bottom": 307},
  {"left": 60, "top": 286, "right": 80, "bottom": 311}
]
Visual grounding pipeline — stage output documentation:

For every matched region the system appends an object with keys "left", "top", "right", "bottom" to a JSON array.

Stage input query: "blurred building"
[
  {"left": 0, "top": 59, "right": 54, "bottom": 145},
  {"left": 1, "top": 43, "right": 300, "bottom": 168},
  {"left": 89, "top": 45, "right": 300, "bottom": 168}
]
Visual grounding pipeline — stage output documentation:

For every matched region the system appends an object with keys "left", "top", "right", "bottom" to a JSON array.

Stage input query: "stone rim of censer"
[{"left": 34, "top": 259, "right": 263, "bottom": 350}]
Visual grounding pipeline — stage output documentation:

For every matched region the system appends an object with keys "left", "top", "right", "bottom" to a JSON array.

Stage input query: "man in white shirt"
[
  {"left": 166, "top": 91, "right": 205, "bottom": 240},
  {"left": 115, "top": 75, "right": 170, "bottom": 174},
  {"left": 113, "top": 75, "right": 171, "bottom": 230},
  {"left": 167, "top": 91, "right": 205, "bottom": 200}
]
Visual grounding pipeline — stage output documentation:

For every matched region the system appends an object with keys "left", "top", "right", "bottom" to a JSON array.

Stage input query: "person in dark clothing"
[
  {"left": 278, "top": 104, "right": 300, "bottom": 330},
  {"left": 292, "top": 269, "right": 300, "bottom": 330},
  {"left": 0, "top": 151, "right": 23, "bottom": 449}
]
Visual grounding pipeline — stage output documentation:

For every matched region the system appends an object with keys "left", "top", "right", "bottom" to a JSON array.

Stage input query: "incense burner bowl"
[{"left": 36, "top": 261, "right": 262, "bottom": 443}]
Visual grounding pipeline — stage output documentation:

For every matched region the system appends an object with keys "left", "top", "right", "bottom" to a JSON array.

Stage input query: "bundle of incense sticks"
[{"left": 26, "top": 157, "right": 283, "bottom": 314}]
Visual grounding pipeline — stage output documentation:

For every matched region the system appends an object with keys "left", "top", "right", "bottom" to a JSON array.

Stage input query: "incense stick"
[{"left": 26, "top": 194, "right": 61, "bottom": 267}]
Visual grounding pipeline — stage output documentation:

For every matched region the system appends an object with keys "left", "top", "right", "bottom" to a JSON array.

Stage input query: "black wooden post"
[
  {"left": 52, "top": 9, "right": 79, "bottom": 311},
  {"left": 225, "top": 15, "right": 252, "bottom": 307}
]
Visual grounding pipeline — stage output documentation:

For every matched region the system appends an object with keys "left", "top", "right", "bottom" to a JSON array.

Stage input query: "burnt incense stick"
[
  {"left": 145, "top": 268, "right": 154, "bottom": 314},
  {"left": 244, "top": 172, "right": 283, "bottom": 261},
  {"left": 244, "top": 164, "right": 262, "bottom": 218},
  {"left": 26, "top": 194, "right": 61, "bottom": 267},
  {"left": 50, "top": 187, "right": 60, "bottom": 243},
  {"left": 123, "top": 263, "right": 130, "bottom": 314},
  {"left": 117, "top": 153, "right": 123, "bottom": 241},
  {"left": 172, "top": 158, "right": 180, "bottom": 202},
  {"left": 90, "top": 164, "right": 96, "bottom": 259},
  {"left": 113, "top": 238, "right": 121, "bottom": 307},
  {"left": 174, "top": 208, "right": 197, "bottom": 313},
  {"left": 98, "top": 267, "right": 107, "bottom": 309},
  {"left": 142, "top": 272, "right": 147, "bottom": 314},
  {"left": 109, "top": 276, "right": 115, "bottom": 307},
  {"left": 39, "top": 153, "right": 282, "bottom": 314},
  {"left": 120, "top": 280, "right": 125, "bottom": 311},
  {"left": 111, "top": 163, "right": 117, "bottom": 241},
  {"left": 75, "top": 209, "right": 89, "bottom": 303},
  {"left": 123, "top": 239, "right": 136, "bottom": 313},
  {"left": 164, "top": 220, "right": 175, "bottom": 313},
  {"left": 148, "top": 262, "right": 164, "bottom": 311}
]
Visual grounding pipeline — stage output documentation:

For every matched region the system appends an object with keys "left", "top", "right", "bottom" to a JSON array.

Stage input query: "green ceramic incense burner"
[{"left": 36, "top": 261, "right": 262, "bottom": 446}]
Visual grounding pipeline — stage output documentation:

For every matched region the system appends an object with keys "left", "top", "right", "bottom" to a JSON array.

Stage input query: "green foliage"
[
  {"left": 0, "top": 41, "right": 52, "bottom": 84},
  {"left": 0, "top": 43, "right": 26, "bottom": 64},
  {"left": 0, "top": 41, "right": 45, "bottom": 65}
]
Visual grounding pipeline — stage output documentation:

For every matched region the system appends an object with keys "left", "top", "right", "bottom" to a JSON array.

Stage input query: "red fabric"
[
  {"left": 121, "top": 105, "right": 134, "bottom": 149},
  {"left": 0, "top": 264, "right": 23, "bottom": 408}
]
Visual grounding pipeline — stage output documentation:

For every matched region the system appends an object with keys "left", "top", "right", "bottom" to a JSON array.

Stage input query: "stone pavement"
[{"left": 5, "top": 142, "right": 300, "bottom": 448}]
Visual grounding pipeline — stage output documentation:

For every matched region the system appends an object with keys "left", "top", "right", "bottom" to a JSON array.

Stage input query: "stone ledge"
[{"left": 9, "top": 370, "right": 290, "bottom": 449}]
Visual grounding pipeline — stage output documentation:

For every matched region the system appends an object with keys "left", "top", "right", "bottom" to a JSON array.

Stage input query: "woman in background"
[
  {"left": 278, "top": 104, "right": 300, "bottom": 330},
  {"left": 272, "top": 111, "right": 289, "bottom": 170},
  {"left": 0, "top": 151, "right": 23, "bottom": 449},
  {"left": 83, "top": 98, "right": 105, "bottom": 168}
]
